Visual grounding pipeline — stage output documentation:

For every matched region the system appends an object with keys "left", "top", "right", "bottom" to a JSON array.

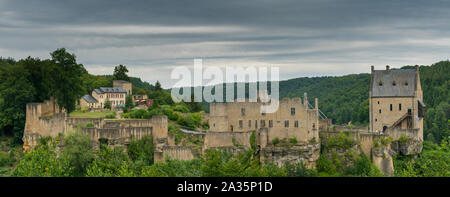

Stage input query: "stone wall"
[
  {"left": 162, "top": 146, "right": 196, "bottom": 161},
  {"left": 23, "top": 98, "right": 168, "bottom": 153}
]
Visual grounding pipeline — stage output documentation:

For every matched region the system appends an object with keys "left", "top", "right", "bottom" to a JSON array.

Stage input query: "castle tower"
[
  {"left": 369, "top": 65, "right": 424, "bottom": 141},
  {"left": 113, "top": 80, "right": 132, "bottom": 95}
]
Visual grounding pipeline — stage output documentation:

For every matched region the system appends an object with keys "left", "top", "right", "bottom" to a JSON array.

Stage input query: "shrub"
[
  {"left": 0, "top": 151, "right": 10, "bottom": 166},
  {"left": 63, "top": 131, "right": 94, "bottom": 176},
  {"left": 105, "top": 113, "right": 116, "bottom": 119},
  {"left": 127, "top": 136, "right": 154, "bottom": 165},
  {"left": 12, "top": 141, "right": 73, "bottom": 177},
  {"left": 85, "top": 122, "right": 94, "bottom": 127},
  {"left": 285, "top": 162, "right": 317, "bottom": 177},
  {"left": 272, "top": 137, "right": 280, "bottom": 145},
  {"left": 399, "top": 134, "right": 409, "bottom": 143},
  {"left": 290, "top": 137, "right": 298, "bottom": 144},
  {"left": 173, "top": 104, "right": 190, "bottom": 113}
]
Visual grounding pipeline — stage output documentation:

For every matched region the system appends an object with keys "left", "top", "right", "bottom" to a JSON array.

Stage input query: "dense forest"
[{"left": 0, "top": 49, "right": 449, "bottom": 177}]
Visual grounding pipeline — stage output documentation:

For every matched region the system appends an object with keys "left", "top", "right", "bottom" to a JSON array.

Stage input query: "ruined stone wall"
[
  {"left": 203, "top": 131, "right": 252, "bottom": 149},
  {"left": 23, "top": 98, "right": 168, "bottom": 153},
  {"left": 209, "top": 97, "right": 320, "bottom": 144},
  {"left": 162, "top": 146, "right": 196, "bottom": 161}
]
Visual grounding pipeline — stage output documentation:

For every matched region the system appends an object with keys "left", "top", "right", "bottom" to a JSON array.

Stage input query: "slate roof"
[
  {"left": 82, "top": 94, "right": 98, "bottom": 103},
  {"left": 98, "top": 87, "right": 127, "bottom": 93},
  {"left": 371, "top": 69, "right": 417, "bottom": 97}
]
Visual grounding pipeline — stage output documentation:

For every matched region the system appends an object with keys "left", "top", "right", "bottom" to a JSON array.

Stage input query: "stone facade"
[
  {"left": 206, "top": 93, "right": 321, "bottom": 167},
  {"left": 209, "top": 94, "right": 320, "bottom": 143}
]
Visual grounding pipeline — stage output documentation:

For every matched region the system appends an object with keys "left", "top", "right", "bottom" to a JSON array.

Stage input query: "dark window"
[
  {"left": 291, "top": 108, "right": 295, "bottom": 115},
  {"left": 262, "top": 111, "right": 266, "bottom": 116},
  {"left": 241, "top": 108, "right": 245, "bottom": 116},
  {"left": 377, "top": 101, "right": 380, "bottom": 104},
  {"left": 390, "top": 104, "right": 392, "bottom": 111},
  {"left": 399, "top": 104, "right": 402, "bottom": 111},
  {"left": 392, "top": 81, "right": 396, "bottom": 86},
  {"left": 284, "top": 120, "right": 289, "bottom": 128},
  {"left": 379, "top": 109, "right": 381, "bottom": 114},
  {"left": 379, "top": 81, "right": 383, "bottom": 86},
  {"left": 294, "top": 120, "right": 299, "bottom": 128},
  {"left": 248, "top": 120, "right": 251, "bottom": 128},
  {"left": 239, "top": 120, "right": 243, "bottom": 129},
  {"left": 260, "top": 120, "right": 266, "bottom": 128},
  {"left": 269, "top": 120, "right": 273, "bottom": 128},
  {"left": 375, "top": 119, "right": 377, "bottom": 122},
  {"left": 255, "top": 120, "right": 258, "bottom": 128}
]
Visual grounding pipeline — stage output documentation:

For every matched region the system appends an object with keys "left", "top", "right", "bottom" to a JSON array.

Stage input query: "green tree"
[
  {"left": 50, "top": 48, "right": 85, "bottom": 114},
  {"left": 124, "top": 95, "right": 133, "bottom": 113},
  {"left": 155, "top": 81, "right": 162, "bottom": 91},
  {"left": 12, "top": 141, "right": 73, "bottom": 177},
  {"left": 63, "top": 131, "right": 94, "bottom": 176},
  {"left": 104, "top": 99, "right": 111, "bottom": 110},
  {"left": 113, "top": 64, "right": 129, "bottom": 81},
  {"left": 0, "top": 63, "right": 36, "bottom": 144},
  {"left": 127, "top": 136, "right": 154, "bottom": 165}
]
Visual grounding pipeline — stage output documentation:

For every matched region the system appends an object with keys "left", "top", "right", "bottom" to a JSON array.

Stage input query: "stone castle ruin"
[
  {"left": 206, "top": 93, "right": 321, "bottom": 168},
  {"left": 22, "top": 65, "right": 424, "bottom": 175}
]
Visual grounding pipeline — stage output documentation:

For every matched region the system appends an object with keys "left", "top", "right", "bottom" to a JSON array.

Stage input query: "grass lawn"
[{"left": 69, "top": 110, "right": 114, "bottom": 118}]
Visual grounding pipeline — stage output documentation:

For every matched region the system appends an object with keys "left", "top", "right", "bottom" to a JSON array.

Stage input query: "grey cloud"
[{"left": 0, "top": 0, "right": 450, "bottom": 88}]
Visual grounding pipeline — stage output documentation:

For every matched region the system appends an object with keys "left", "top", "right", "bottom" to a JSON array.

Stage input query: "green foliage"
[
  {"left": 323, "top": 132, "right": 355, "bottom": 149},
  {"left": 289, "top": 137, "right": 298, "bottom": 144},
  {"left": 12, "top": 141, "right": 73, "bottom": 177},
  {"left": 127, "top": 136, "right": 154, "bottom": 165},
  {"left": 250, "top": 131, "right": 257, "bottom": 150},
  {"left": 50, "top": 48, "right": 86, "bottom": 114},
  {"left": 104, "top": 99, "right": 111, "bottom": 110},
  {"left": 345, "top": 154, "right": 383, "bottom": 177},
  {"left": 398, "top": 134, "right": 409, "bottom": 143},
  {"left": 272, "top": 137, "right": 280, "bottom": 145},
  {"left": 113, "top": 64, "right": 129, "bottom": 81},
  {"left": 105, "top": 113, "right": 116, "bottom": 119},
  {"left": 85, "top": 145, "right": 131, "bottom": 177},
  {"left": 63, "top": 131, "right": 94, "bottom": 176},
  {"left": 284, "top": 162, "right": 318, "bottom": 177},
  {"left": 0, "top": 151, "right": 10, "bottom": 166},
  {"left": 85, "top": 122, "right": 94, "bottom": 127},
  {"left": 125, "top": 95, "right": 133, "bottom": 112},
  {"left": 0, "top": 61, "right": 36, "bottom": 145},
  {"left": 177, "top": 113, "right": 203, "bottom": 129},
  {"left": 394, "top": 140, "right": 450, "bottom": 177}
]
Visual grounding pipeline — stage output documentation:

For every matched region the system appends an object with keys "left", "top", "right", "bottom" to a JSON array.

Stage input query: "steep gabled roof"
[
  {"left": 371, "top": 69, "right": 417, "bottom": 97},
  {"left": 82, "top": 94, "right": 98, "bottom": 103}
]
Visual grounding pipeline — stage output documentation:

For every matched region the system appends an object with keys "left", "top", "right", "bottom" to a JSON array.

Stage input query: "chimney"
[
  {"left": 315, "top": 98, "right": 319, "bottom": 110},
  {"left": 303, "top": 92, "right": 308, "bottom": 107},
  {"left": 386, "top": 65, "right": 390, "bottom": 71},
  {"left": 371, "top": 65, "right": 374, "bottom": 73}
]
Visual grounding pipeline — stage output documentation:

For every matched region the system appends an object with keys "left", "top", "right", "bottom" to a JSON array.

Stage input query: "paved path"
[{"left": 180, "top": 128, "right": 205, "bottom": 135}]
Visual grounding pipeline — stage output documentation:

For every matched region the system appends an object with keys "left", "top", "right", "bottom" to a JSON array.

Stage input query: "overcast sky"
[{"left": 1, "top": 0, "right": 449, "bottom": 88}]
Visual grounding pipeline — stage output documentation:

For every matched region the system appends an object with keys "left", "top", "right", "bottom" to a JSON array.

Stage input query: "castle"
[{"left": 22, "top": 66, "right": 424, "bottom": 175}]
